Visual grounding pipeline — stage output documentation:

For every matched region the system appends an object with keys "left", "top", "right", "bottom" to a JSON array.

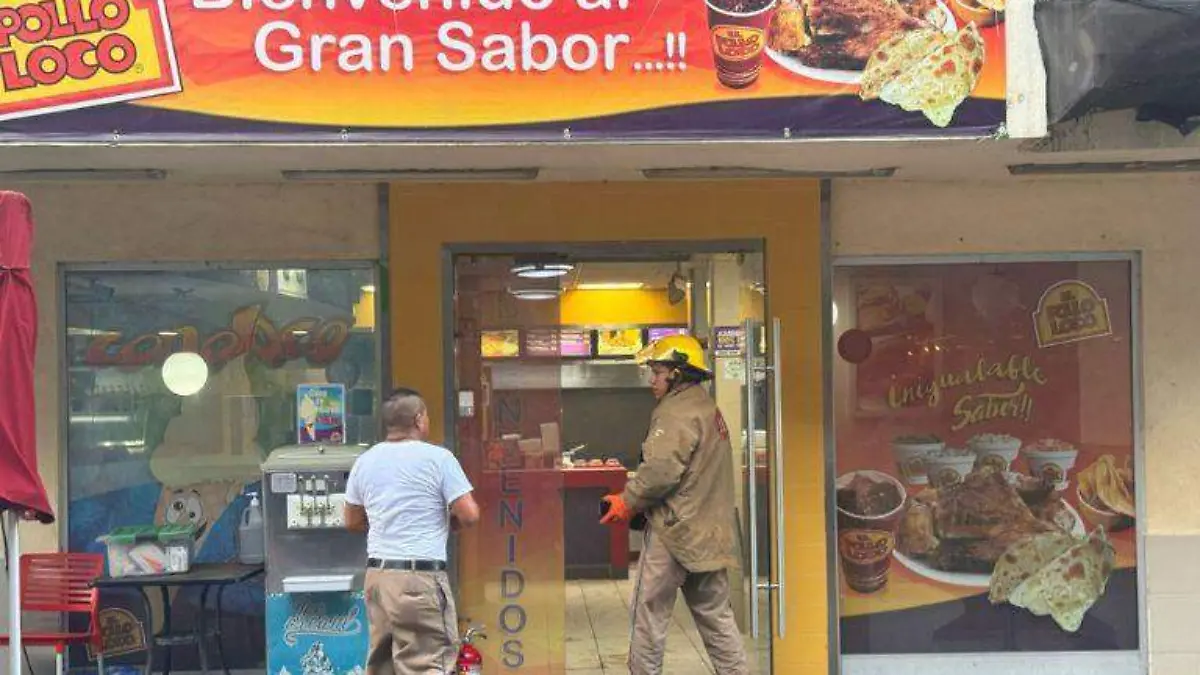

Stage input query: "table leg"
[
  {"left": 135, "top": 588, "right": 155, "bottom": 675},
  {"left": 158, "top": 587, "right": 173, "bottom": 675},
  {"left": 215, "top": 585, "right": 231, "bottom": 675},
  {"left": 196, "top": 586, "right": 211, "bottom": 675}
]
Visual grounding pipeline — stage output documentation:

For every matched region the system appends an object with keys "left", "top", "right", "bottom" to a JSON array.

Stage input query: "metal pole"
[{"left": 6, "top": 510, "right": 22, "bottom": 675}]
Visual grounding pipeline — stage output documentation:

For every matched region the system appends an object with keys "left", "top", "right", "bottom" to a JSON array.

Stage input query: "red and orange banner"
[{"left": 0, "top": 0, "right": 1006, "bottom": 139}]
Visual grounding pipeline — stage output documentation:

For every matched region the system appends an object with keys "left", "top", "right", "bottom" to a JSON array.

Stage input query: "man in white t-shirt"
[{"left": 344, "top": 388, "right": 480, "bottom": 675}]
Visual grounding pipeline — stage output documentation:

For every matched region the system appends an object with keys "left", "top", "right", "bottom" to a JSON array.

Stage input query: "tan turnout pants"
[
  {"left": 628, "top": 528, "right": 750, "bottom": 675},
  {"left": 364, "top": 568, "right": 459, "bottom": 675}
]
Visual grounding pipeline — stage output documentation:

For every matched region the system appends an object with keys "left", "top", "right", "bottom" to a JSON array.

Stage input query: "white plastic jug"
[{"left": 237, "top": 493, "right": 265, "bottom": 565}]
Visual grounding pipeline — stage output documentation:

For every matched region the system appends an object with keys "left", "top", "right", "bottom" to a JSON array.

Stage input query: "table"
[{"left": 92, "top": 563, "right": 264, "bottom": 675}]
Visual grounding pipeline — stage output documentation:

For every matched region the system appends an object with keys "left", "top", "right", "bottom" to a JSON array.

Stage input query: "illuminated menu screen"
[
  {"left": 480, "top": 330, "right": 520, "bottom": 358},
  {"left": 596, "top": 329, "right": 644, "bottom": 357},
  {"left": 559, "top": 330, "right": 592, "bottom": 357},
  {"left": 524, "top": 330, "right": 560, "bottom": 357},
  {"left": 647, "top": 326, "right": 689, "bottom": 342}
]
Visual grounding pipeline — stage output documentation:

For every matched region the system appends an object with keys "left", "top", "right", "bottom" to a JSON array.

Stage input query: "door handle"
[
  {"left": 771, "top": 317, "right": 786, "bottom": 638},
  {"left": 743, "top": 318, "right": 760, "bottom": 639}
]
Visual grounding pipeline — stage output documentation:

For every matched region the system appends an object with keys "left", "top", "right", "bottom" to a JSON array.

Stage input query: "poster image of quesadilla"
[
  {"left": 859, "top": 21, "right": 986, "bottom": 127},
  {"left": 765, "top": 0, "right": 955, "bottom": 84},
  {"left": 989, "top": 528, "right": 1116, "bottom": 633}
]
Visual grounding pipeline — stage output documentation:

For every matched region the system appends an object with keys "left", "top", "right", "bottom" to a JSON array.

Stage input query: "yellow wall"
[
  {"left": 389, "top": 180, "right": 826, "bottom": 672},
  {"left": 560, "top": 289, "right": 688, "bottom": 325}
]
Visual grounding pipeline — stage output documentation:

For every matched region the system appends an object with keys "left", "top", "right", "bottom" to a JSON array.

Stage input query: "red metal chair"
[{"left": 0, "top": 553, "right": 106, "bottom": 675}]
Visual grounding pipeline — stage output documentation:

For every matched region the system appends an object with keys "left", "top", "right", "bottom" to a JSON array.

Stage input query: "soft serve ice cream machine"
[{"left": 262, "top": 444, "right": 368, "bottom": 675}]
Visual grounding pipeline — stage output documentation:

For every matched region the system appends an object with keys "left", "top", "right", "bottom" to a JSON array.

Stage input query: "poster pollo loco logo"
[{"left": 0, "top": 0, "right": 179, "bottom": 121}]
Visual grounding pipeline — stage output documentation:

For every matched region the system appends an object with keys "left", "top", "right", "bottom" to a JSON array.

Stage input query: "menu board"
[
  {"left": 524, "top": 330, "right": 560, "bottom": 358},
  {"left": 596, "top": 329, "right": 644, "bottom": 357},
  {"left": 648, "top": 326, "right": 689, "bottom": 342},
  {"left": 480, "top": 330, "right": 520, "bottom": 359},
  {"left": 559, "top": 330, "right": 592, "bottom": 358}
]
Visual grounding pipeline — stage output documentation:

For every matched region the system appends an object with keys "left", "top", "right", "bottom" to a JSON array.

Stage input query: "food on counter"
[
  {"left": 891, "top": 434, "right": 944, "bottom": 485},
  {"left": 989, "top": 529, "right": 1115, "bottom": 632},
  {"left": 605, "top": 458, "right": 623, "bottom": 467},
  {"left": 897, "top": 470, "right": 1068, "bottom": 573},
  {"left": 1023, "top": 438, "right": 1079, "bottom": 489},
  {"left": 967, "top": 433, "right": 1022, "bottom": 472},
  {"left": 587, "top": 459, "right": 604, "bottom": 467}
]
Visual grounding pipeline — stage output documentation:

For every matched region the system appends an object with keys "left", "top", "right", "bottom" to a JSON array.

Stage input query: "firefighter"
[{"left": 599, "top": 334, "right": 749, "bottom": 675}]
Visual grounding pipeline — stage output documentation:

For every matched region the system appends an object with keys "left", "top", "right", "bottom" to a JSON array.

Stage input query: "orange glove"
[{"left": 599, "top": 494, "right": 632, "bottom": 525}]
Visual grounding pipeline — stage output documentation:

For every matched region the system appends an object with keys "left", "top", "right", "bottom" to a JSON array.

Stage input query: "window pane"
[
  {"left": 65, "top": 265, "right": 379, "bottom": 670},
  {"left": 833, "top": 259, "right": 1138, "bottom": 654}
]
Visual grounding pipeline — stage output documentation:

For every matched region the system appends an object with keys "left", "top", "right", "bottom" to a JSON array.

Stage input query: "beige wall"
[
  {"left": 12, "top": 182, "right": 379, "bottom": 555},
  {"left": 834, "top": 174, "right": 1200, "bottom": 674}
]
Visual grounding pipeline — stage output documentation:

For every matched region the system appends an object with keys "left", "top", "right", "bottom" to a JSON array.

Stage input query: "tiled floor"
[{"left": 566, "top": 567, "right": 767, "bottom": 674}]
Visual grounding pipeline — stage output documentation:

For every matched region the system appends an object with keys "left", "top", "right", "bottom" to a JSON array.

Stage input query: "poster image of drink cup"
[
  {"left": 706, "top": 0, "right": 779, "bottom": 88},
  {"left": 836, "top": 470, "right": 907, "bottom": 593}
]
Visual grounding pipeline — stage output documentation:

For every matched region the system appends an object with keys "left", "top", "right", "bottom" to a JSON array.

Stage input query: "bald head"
[{"left": 382, "top": 388, "right": 428, "bottom": 439}]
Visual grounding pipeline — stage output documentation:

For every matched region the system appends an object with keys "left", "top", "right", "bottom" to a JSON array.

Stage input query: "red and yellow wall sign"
[
  {"left": 0, "top": 0, "right": 1007, "bottom": 138},
  {"left": 0, "top": 0, "right": 178, "bottom": 119}
]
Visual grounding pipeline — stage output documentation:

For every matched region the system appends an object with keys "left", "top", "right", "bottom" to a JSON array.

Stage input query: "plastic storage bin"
[{"left": 97, "top": 524, "right": 196, "bottom": 578}]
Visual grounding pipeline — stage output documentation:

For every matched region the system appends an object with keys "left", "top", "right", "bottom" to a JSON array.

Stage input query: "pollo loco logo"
[{"left": 0, "top": 0, "right": 178, "bottom": 121}]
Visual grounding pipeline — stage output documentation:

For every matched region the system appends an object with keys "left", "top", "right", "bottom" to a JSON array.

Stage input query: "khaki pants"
[
  {"left": 628, "top": 529, "right": 750, "bottom": 675},
  {"left": 364, "top": 568, "right": 459, "bottom": 675}
]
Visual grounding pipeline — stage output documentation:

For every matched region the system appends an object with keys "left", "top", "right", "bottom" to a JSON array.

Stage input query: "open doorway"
[{"left": 448, "top": 246, "right": 776, "bottom": 674}]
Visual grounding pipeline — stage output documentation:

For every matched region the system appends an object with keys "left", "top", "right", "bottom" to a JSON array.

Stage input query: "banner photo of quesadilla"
[
  {"left": 988, "top": 528, "right": 1116, "bottom": 632},
  {"left": 859, "top": 22, "right": 986, "bottom": 127}
]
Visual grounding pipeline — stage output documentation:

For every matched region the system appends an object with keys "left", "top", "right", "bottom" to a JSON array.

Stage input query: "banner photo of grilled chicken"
[
  {"left": 765, "top": 0, "right": 995, "bottom": 126},
  {"left": 766, "top": 0, "right": 958, "bottom": 82}
]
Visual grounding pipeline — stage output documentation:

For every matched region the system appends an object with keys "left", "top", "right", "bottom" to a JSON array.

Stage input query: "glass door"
[
  {"left": 703, "top": 251, "right": 777, "bottom": 673},
  {"left": 450, "top": 255, "right": 568, "bottom": 673}
]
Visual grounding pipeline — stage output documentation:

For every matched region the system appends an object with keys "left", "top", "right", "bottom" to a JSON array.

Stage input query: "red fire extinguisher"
[{"left": 456, "top": 625, "right": 486, "bottom": 674}]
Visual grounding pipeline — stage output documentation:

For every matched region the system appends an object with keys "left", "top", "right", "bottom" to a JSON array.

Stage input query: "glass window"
[
  {"left": 833, "top": 259, "right": 1138, "bottom": 654},
  {"left": 64, "top": 265, "right": 379, "bottom": 670}
]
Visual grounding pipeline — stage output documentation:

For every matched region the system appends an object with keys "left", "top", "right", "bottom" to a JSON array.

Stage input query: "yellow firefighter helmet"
[{"left": 635, "top": 334, "right": 712, "bottom": 378}]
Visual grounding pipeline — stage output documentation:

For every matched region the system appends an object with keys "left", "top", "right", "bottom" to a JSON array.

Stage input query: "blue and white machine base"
[{"left": 266, "top": 592, "right": 368, "bottom": 675}]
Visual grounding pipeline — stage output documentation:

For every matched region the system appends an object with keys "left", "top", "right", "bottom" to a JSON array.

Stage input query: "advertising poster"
[
  {"left": 0, "top": 0, "right": 1006, "bottom": 139},
  {"left": 297, "top": 384, "right": 347, "bottom": 444},
  {"left": 833, "top": 260, "right": 1138, "bottom": 654}
]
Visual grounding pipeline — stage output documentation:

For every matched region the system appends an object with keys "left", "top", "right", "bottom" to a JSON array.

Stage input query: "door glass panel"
[
  {"left": 452, "top": 256, "right": 567, "bottom": 672},
  {"left": 704, "top": 251, "right": 771, "bottom": 673}
]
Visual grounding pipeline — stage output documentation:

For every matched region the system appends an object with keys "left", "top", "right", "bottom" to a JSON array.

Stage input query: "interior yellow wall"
[
  {"left": 560, "top": 289, "right": 688, "bottom": 325},
  {"left": 389, "top": 180, "right": 826, "bottom": 672}
]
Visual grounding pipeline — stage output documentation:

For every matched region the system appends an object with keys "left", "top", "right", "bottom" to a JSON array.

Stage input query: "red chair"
[{"left": 0, "top": 553, "right": 106, "bottom": 675}]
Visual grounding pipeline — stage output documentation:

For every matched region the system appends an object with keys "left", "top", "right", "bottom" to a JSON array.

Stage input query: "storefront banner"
[
  {"left": 834, "top": 260, "right": 1138, "bottom": 654},
  {"left": 0, "top": 0, "right": 1006, "bottom": 140}
]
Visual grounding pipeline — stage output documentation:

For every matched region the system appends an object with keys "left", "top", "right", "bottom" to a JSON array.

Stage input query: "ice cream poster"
[{"left": 297, "top": 384, "right": 346, "bottom": 444}]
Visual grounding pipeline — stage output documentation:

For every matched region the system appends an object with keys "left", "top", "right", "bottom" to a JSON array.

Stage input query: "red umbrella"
[{"left": 0, "top": 191, "right": 53, "bottom": 675}]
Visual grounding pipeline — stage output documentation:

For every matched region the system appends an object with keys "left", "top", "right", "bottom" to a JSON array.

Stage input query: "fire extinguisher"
[{"left": 456, "top": 625, "right": 486, "bottom": 674}]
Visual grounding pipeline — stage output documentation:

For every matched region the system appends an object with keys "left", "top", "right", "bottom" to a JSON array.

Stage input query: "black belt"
[{"left": 367, "top": 558, "right": 447, "bottom": 571}]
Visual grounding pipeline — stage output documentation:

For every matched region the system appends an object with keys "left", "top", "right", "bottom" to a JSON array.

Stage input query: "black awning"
[{"left": 1038, "top": 0, "right": 1200, "bottom": 133}]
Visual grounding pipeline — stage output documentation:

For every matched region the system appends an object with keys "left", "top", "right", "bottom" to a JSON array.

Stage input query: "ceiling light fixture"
[
  {"left": 576, "top": 282, "right": 645, "bottom": 290},
  {"left": 281, "top": 168, "right": 541, "bottom": 182},
  {"left": 1008, "top": 159, "right": 1200, "bottom": 175},
  {"left": 641, "top": 166, "right": 897, "bottom": 180},
  {"left": 511, "top": 262, "right": 575, "bottom": 279},
  {"left": 509, "top": 288, "right": 562, "bottom": 301}
]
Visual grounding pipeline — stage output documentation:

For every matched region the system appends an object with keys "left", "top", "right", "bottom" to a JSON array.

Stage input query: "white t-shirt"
[{"left": 344, "top": 440, "right": 474, "bottom": 562}]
